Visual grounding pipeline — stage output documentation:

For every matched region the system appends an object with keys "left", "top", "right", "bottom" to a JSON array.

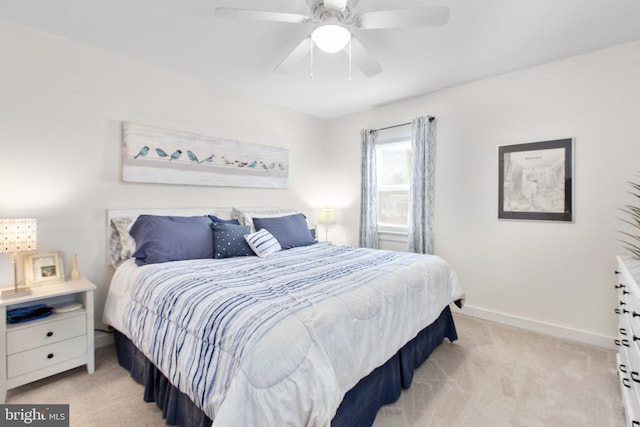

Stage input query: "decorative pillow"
[
  {"left": 232, "top": 207, "right": 298, "bottom": 232},
  {"left": 244, "top": 229, "right": 282, "bottom": 257},
  {"left": 109, "top": 217, "right": 136, "bottom": 267},
  {"left": 208, "top": 215, "right": 240, "bottom": 225},
  {"left": 252, "top": 213, "right": 315, "bottom": 250},
  {"left": 130, "top": 215, "right": 214, "bottom": 265},
  {"left": 211, "top": 222, "right": 254, "bottom": 259}
]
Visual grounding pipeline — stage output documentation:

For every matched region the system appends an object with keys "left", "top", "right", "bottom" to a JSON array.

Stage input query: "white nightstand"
[{"left": 0, "top": 277, "right": 96, "bottom": 403}]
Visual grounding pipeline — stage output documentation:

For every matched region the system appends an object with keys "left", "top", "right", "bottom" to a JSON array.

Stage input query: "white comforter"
[{"left": 103, "top": 243, "right": 464, "bottom": 426}]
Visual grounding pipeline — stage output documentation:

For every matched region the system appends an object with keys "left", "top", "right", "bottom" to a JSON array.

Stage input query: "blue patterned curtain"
[
  {"left": 359, "top": 129, "right": 378, "bottom": 248},
  {"left": 408, "top": 116, "right": 437, "bottom": 254}
]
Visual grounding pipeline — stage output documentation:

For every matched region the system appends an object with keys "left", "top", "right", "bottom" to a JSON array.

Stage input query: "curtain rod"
[
  {"left": 373, "top": 116, "right": 435, "bottom": 132},
  {"left": 374, "top": 122, "right": 410, "bottom": 132}
]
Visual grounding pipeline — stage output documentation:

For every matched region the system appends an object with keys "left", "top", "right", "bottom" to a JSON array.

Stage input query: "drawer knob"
[
  {"left": 634, "top": 311, "right": 640, "bottom": 318},
  {"left": 616, "top": 284, "right": 626, "bottom": 289},
  {"left": 624, "top": 377, "right": 632, "bottom": 388},
  {"left": 632, "top": 371, "right": 640, "bottom": 383},
  {"left": 46, "top": 331, "right": 53, "bottom": 337},
  {"left": 616, "top": 339, "right": 630, "bottom": 347},
  {"left": 621, "top": 364, "right": 628, "bottom": 374},
  {"left": 621, "top": 328, "right": 628, "bottom": 336},
  {"left": 47, "top": 353, "right": 54, "bottom": 359},
  {"left": 615, "top": 308, "right": 630, "bottom": 315},
  {"left": 616, "top": 270, "right": 620, "bottom": 275}
]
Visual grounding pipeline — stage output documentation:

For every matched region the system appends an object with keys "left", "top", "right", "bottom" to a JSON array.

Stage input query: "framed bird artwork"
[{"left": 121, "top": 122, "right": 289, "bottom": 189}]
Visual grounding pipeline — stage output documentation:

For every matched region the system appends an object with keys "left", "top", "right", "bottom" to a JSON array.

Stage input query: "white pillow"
[
  {"left": 244, "top": 229, "right": 281, "bottom": 257},
  {"left": 232, "top": 207, "right": 298, "bottom": 232}
]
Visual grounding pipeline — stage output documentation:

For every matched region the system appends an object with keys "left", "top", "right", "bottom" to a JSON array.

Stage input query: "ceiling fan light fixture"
[{"left": 311, "top": 24, "right": 351, "bottom": 53}]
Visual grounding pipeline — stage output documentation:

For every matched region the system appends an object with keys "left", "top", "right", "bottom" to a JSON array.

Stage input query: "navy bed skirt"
[{"left": 113, "top": 305, "right": 458, "bottom": 427}]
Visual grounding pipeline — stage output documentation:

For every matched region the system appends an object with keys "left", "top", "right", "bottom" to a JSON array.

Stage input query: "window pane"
[
  {"left": 378, "top": 190, "right": 409, "bottom": 227},
  {"left": 377, "top": 141, "right": 411, "bottom": 228},
  {"left": 377, "top": 144, "right": 411, "bottom": 187}
]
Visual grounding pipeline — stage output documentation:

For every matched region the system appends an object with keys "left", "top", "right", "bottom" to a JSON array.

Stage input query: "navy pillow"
[
  {"left": 252, "top": 214, "right": 315, "bottom": 250},
  {"left": 208, "top": 215, "right": 240, "bottom": 225},
  {"left": 130, "top": 215, "right": 214, "bottom": 265},
  {"left": 212, "top": 222, "right": 255, "bottom": 259}
]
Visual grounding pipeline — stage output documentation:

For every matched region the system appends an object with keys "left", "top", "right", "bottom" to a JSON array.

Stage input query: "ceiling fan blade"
[
  {"left": 274, "top": 37, "right": 312, "bottom": 73},
  {"left": 348, "top": 36, "right": 382, "bottom": 77},
  {"left": 215, "top": 8, "right": 311, "bottom": 24},
  {"left": 324, "top": 0, "right": 348, "bottom": 11},
  {"left": 356, "top": 7, "right": 450, "bottom": 29}
]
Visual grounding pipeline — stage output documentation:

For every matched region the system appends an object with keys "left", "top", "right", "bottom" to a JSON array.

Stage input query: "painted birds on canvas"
[
  {"left": 170, "top": 150, "right": 182, "bottom": 161},
  {"left": 134, "top": 146, "right": 149, "bottom": 159},
  {"left": 259, "top": 161, "right": 269, "bottom": 172},
  {"left": 278, "top": 163, "right": 286, "bottom": 171},
  {"left": 236, "top": 161, "right": 248, "bottom": 167},
  {"left": 248, "top": 161, "right": 257, "bottom": 168},
  {"left": 187, "top": 150, "right": 200, "bottom": 164},
  {"left": 201, "top": 154, "right": 215, "bottom": 164},
  {"left": 156, "top": 148, "right": 168, "bottom": 158}
]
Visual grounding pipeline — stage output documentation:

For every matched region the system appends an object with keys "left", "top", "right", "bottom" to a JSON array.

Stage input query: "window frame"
[{"left": 375, "top": 133, "right": 412, "bottom": 234}]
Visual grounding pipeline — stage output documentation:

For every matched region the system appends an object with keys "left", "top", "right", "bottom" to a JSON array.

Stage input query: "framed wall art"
[
  {"left": 24, "top": 251, "right": 65, "bottom": 286},
  {"left": 122, "top": 122, "right": 289, "bottom": 189},
  {"left": 498, "top": 138, "right": 573, "bottom": 221}
]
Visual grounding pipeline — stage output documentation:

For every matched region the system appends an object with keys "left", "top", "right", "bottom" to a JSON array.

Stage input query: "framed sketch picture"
[
  {"left": 24, "top": 251, "right": 65, "bottom": 286},
  {"left": 498, "top": 138, "right": 573, "bottom": 221}
]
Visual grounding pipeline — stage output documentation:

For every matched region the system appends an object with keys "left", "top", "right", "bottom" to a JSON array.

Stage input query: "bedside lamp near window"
[
  {"left": 317, "top": 209, "right": 336, "bottom": 243},
  {"left": 0, "top": 218, "right": 37, "bottom": 298}
]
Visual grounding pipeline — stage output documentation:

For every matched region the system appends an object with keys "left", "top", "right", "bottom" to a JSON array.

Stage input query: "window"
[{"left": 376, "top": 140, "right": 412, "bottom": 231}]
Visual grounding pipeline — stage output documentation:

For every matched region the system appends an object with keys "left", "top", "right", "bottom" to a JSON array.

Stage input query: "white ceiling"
[{"left": 2, "top": 0, "right": 640, "bottom": 119}]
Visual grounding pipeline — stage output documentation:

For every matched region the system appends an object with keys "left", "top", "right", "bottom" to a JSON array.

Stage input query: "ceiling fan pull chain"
[
  {"left": 348, "top": 37, "right": 352, "bottom": 81},
  {"left": 310, "top": 37, "right": 314, "bottom": 79}
]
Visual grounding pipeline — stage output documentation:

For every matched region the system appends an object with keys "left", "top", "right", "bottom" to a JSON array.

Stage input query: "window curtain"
[
  {"left": 359, "top": 129, "right": 378, "bottom": 248},
  {"left": 408, "top": 116, "right": 437, "bottom": 254}
]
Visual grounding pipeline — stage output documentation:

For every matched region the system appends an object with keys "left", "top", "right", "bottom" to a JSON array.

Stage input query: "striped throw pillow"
[{"left": 245, "top": 229, "right": 281, "bottom": 257}]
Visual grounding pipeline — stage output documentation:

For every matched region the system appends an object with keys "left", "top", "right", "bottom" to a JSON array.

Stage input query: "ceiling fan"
[{"left": 215, "top": 0, "right": 449, "bottom": 77}]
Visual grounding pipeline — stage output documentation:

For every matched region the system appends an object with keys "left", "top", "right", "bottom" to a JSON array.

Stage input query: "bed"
[{"left": 102, "top": 208, "right": 465, "bottom": 427}]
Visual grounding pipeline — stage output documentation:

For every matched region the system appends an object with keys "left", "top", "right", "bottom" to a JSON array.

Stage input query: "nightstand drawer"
[
  {"left": 7, "top": 313, "right": 86, "bottom": 355},
  {"left": 7, "top": 335, "right": 86, "bottom": 379}
]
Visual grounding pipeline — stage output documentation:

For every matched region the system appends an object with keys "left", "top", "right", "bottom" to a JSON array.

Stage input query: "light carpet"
[{"left": 6, "top": 314, "right": 625, "bottom": 427}]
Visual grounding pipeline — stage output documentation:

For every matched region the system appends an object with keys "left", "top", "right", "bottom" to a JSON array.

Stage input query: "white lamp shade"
[
  {"left": 311, "top": 25, "right": 351, "bottom": 53},
  {"left": 318, "top": 209, "right": 337, "bottom": 225},
  {"left": 0, "top": 218, "right": 37, "bottom": 253}
]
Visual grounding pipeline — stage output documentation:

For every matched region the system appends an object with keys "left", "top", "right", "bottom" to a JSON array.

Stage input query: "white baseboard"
[
  {"left": 453, "top": 304, "right": 615, "bottom": 350},
  {"left": 95, "top": 330, "right": 114, "bottom": 349}
]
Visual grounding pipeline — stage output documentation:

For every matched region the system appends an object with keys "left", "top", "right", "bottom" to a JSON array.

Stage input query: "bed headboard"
[
  {"left": 107, "top": 207, "right": 234, "bottom": 224},
  {"left": 106, "top": 207, "right": 234, "bottom": 266}
]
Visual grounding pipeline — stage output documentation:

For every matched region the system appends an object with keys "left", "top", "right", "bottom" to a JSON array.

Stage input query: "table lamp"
[
  {"left": 0, "top": 218, "right": 37, "bottom": 298},
  {"left": 317, "top": 209, "right": 336, "bottom": 243}
]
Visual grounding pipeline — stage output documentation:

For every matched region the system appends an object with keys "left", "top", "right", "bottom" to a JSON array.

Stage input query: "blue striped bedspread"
[{"left": 114, "top": 243, "right": 464, "bottom": 426}]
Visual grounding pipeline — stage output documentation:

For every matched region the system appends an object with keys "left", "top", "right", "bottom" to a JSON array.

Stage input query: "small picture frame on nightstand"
[{"left": 23, "top": 251, "right": 65, "bottom": 287}]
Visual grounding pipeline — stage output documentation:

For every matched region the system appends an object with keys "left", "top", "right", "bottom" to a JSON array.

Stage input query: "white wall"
[
  {"left": 0, "top": 19, "right": 330, "bottom": 331},
  {"left": 327, "top": 41, "right": 640, "bottom": 347}
]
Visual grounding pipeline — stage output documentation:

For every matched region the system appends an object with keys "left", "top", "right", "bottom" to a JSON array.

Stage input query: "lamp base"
[{"left": 1, "top": 286, "right": 32, "bottom": 298}]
